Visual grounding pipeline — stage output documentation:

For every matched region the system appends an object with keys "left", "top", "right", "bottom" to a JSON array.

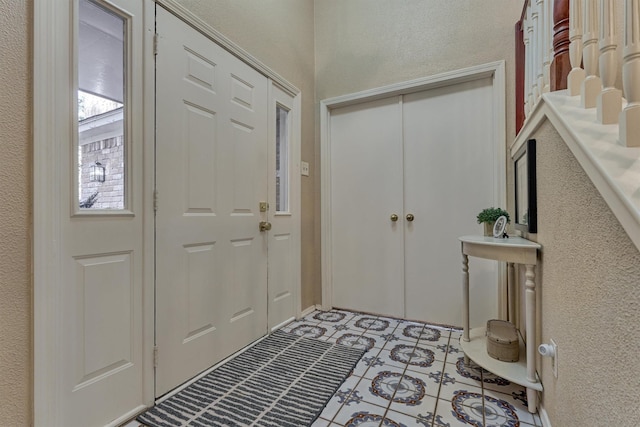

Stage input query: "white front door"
[
  {"left": 155, "top": 7, "right": 268, "bottom": 396},
  {"left": 328, "top": 77, "right": 500, "bottom": 326}
]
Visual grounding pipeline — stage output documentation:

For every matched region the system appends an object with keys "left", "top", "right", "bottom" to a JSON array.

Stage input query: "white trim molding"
[
  {"left": 142, "top": 0, "right": 157, "bottom": 409},
  {"left": 513, "top": 91, "right": 640, "bottom": 253},
  {"left": 300, "top": 304, "right": 323, "bottom": 318},
  {"left": 539, "top": 404, "right": 553, "bottom": 427},
  {"left": 154, "top": 0, "right": 299, "bottom": 97},
  {"left": 320, "top": 61, "right": 507, "bottom": 311},
  {"left": 33, "top": 0, "right": 65, "bottom": 423}
]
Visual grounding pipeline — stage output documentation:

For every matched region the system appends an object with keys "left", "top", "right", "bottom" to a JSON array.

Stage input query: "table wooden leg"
[
  {"left": 507, "top": 262, "right": 515, "bottom": 323},
  {"left": 527, "top": 387, "right": 538, "bottom": 413},
  {"left": 525, "top": 264, "right": 538, "bottom": 413},
  {"left": 525, "top": 264, "right": 536, "bottom": 383},
  {"left": 462, "top": 253, "right": 470, "bottom": 342}
]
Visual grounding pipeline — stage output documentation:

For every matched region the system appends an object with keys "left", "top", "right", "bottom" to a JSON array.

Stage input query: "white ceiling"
[{"left": 78, "top": 0, "right": 124, "bottom": 103}]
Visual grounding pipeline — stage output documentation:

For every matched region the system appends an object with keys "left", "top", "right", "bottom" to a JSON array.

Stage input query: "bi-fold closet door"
[{"left": 330, "top": 77, "right": 499, "bottom": 327}]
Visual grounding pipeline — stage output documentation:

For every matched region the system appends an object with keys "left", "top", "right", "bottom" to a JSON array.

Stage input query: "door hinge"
[
  {"left": 153, "top": 346, "right": 159, "bottom": 368},
  {"left": 153, "top": 189, "right": 159, "bottom": 213},
  {"left": 153, "top": 33, "right": 159, "bottom": 56}
]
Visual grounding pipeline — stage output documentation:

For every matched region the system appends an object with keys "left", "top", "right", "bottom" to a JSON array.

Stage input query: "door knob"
[
  {"left": 259, "top": 221, "right": 272, "bottom": 232},
  {"left": 406, "top": 214, "right": 415, "bottom": 222},
  {"left": 390, "top": 214, "right": 399, "bottom": 222}
]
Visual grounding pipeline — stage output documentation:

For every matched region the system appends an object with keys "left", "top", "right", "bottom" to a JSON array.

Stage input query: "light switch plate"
[{"left": 301, "top": 161, "right": 310, "bottom": 177}]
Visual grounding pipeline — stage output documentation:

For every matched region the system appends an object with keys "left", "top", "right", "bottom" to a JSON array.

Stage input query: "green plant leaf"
[{"left": 477, "top": 207, "right": 510, "bottom": 224}]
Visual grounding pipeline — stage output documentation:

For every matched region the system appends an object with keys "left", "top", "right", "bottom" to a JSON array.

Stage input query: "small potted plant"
[{"left": 477, "top": 207, "right": 510, "bottom": 236}]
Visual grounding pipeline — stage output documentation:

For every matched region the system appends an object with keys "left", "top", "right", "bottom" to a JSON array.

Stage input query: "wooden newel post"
[
  {"left": 597, "top": 0, "right": 622, "bottom": 124},
  {"left": 620, "top": 0, "right": 640, "bottom": 147},
  {"left": 568, "top": 0, "right": 586, "bottom": 95},
  {"left": 581, "top": 0, "right": 602, "bottom": 107},
  {"left": 551, "top": 0, "right": 571, "bottom": 90}
]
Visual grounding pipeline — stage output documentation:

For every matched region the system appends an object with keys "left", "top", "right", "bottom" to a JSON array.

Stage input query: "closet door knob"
[
  {"left": 390, "top": 214, "right": 399, "bottom": 222},
  {"left": 406, "top": 214, "right": 415, "bottom": 222}
]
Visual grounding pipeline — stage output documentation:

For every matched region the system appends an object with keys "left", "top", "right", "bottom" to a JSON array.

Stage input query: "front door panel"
[{"left": 155, "top": 7, "right": 268, "bottom": 396}]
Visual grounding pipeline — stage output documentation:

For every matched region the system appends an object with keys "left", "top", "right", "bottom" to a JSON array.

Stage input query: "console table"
[{"left": 458, "top": 235, "right": 542, "bottom": 413}]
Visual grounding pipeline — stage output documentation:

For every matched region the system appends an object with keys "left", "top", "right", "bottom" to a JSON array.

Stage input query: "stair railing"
[{"left": 517, "top": 0, "right": 640, "bottom": 147}]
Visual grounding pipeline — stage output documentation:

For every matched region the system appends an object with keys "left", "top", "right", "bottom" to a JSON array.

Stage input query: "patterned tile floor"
[
  {"left": 125, "top": 308, "right": 542, "bottom": 427},
  {"left": 282, "top": 309, "right": 542, "bottom": 427}
]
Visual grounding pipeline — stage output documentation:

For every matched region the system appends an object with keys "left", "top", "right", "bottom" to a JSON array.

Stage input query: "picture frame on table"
[{"left": 493, "top": 215, "right": 508, "bottom": 237}]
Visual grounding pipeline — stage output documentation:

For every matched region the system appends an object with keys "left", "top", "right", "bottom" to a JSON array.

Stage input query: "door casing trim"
[{"left": 320, "top": 61, "right": 507, "bottom": 316}]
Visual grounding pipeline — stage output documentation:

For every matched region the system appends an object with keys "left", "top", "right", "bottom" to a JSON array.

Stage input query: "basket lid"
[{"left": 486, "top": 319, "right": 518, "bottom": 343}]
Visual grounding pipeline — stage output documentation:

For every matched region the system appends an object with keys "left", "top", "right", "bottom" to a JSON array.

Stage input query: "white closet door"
[
  {"left": 403, "top": 77, "right": 498, "bottom": 326},
  {"left": 328, "top": 77, "right": 500, "bottom": 327},
  {"left": 329, "top": 97, "right": 405, "bottom": 317},
  {"left": 155, "top": 7, "right": 268, "bottom": 396}
]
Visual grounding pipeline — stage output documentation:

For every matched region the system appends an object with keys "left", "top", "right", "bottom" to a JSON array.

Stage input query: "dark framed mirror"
[{"left": 514, "top": 138, "right": 537, "bottom": 233}]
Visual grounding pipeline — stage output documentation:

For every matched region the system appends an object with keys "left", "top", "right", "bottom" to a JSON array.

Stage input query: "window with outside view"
[
  {"left": 276, "top": 105, "right": 290, "bottom": 213},
  {"left": 77, "top": 0, "right": 127, "bottom": 210}
]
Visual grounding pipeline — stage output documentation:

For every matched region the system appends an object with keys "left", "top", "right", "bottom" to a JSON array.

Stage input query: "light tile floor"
[
  {"left": 282, "top": 309, "right": 542, "bottom": 427},
  {"left": 126, "top": 309, "right": 542, "bottom": 427}
]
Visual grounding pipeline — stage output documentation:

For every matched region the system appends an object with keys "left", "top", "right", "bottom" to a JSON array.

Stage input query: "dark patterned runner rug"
[{"left": 137, "top": 330, "right": 365, "bottom": 427}]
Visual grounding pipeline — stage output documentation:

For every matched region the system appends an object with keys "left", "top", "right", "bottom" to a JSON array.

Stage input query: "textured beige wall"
[
  {"left": 315, "top": 0, "right": 523, "bottom": 262},
  {"left": 174, "top": 0, "right": 318, "bottom": 308},
  {"left": 315, "top": 0, "right": 523, "bottom": 142},
  {"left": 0, "top": 0, "right": 32, "bottom": 424},
  {"left": 531, "top": 121, "right": 640, "bottom": 424}
]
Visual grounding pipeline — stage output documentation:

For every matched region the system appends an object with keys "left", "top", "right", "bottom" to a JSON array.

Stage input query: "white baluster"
[
  {"left": 581, "top": 0, "right": 602, "bottom": 107},
  {"left": 532, "top": 2, "right": 541, "bottom": 102},
  {"left": 619, "top": 0, "right": 640, "bottom": 147},
  {"left": 597, "top": 0, "right": 622, "bottom": 124},
  {"left": 528, "top": 6, "right": 536, "bottom": 109},
  {"left": 537, "top": 0, "right": 546, "bottom": 95},
  {"left": 568, "top": 0, "right": 586, "bottom": 95},
  {"left": 524, "top": 11, "right": 531, "bottom": 116},
  {"left": 543, "top": 0, "right": 553, "bottom": 93}
]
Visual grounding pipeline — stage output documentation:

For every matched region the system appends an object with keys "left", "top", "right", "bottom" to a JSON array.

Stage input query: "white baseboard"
[
  {"left": 539, "top": 404, "right": 552, "bottom": 427},
  {"left": 299, "top": 304, "right": 323, "bottom": 318},
  {"left": 270, "top": 317, "right": 295, "bottom": 332}
]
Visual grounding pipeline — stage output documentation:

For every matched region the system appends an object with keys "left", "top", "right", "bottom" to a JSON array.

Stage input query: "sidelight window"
[
  {"left": 275, "top": 105, "right": 290, "bottom": 213},
  {"left": 77, "top": 0, "right": 127, "bottom": 210}
]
